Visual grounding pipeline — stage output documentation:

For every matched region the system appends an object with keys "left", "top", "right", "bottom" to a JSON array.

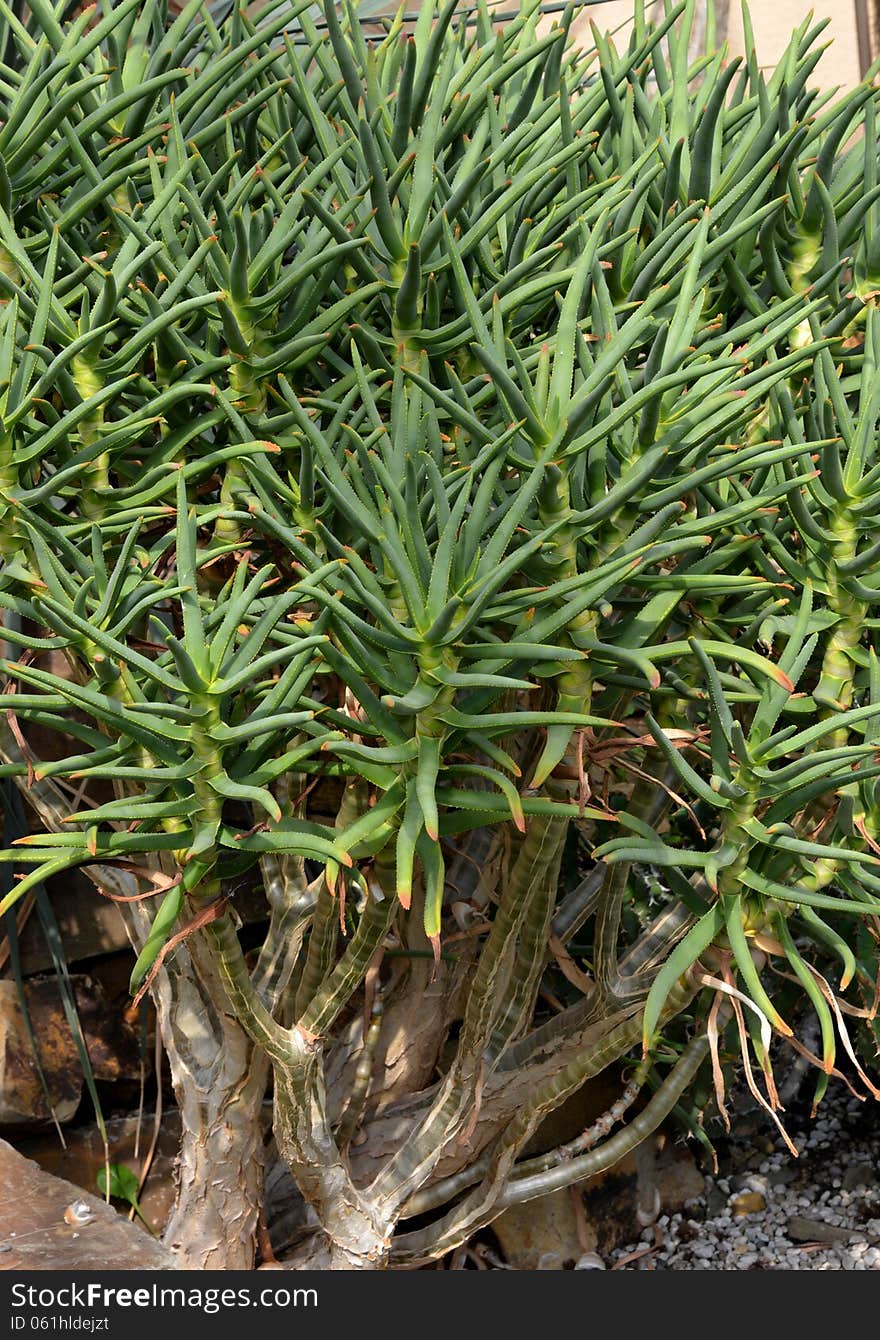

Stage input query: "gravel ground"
[{"left": 610, "top": 1081, "right": 880, "bottom": 1270}]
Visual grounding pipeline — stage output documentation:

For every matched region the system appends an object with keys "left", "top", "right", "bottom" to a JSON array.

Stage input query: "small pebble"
[
  {"left": 731, "top": 1191, "right": 767, "bottom": 1217},
  {"left": 63, "top": 1201, "right": 94, "bottom": 1227},
  {"left": 574, "top": 1253, "right": 606, "bottom": 1270}
]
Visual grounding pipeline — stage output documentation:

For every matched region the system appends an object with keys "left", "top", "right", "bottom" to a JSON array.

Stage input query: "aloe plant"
[{"left": 0, "top": 0, "right": 878, "bottom": 1269}]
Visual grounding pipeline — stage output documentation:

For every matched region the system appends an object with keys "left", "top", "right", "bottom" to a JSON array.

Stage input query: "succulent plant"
[{"left": 0, "top": 0, "right": 878, "bottom": 1267}]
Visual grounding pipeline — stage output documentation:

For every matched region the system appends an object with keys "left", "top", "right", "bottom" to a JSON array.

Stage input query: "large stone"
[
  {"left": 653, "top": 1129, "right": 706, "bottom": 1208},
  {"left": 0, "top": 977, "right": 142, "bottom": 1128},
  {"left": 0, "top": 1139, "right": 177, "bottom": 1270},
  {"left": 786, "top": 1216, "right": 862, "bottom": 1246},
  {"left": 11, "top": 874, "right": 130, "bottom": 977},
  {"left": 493, "top": 1188, "right": 589, "bottom": 1270}
]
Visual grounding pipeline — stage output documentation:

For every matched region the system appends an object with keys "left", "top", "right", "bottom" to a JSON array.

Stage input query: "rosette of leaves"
[{"left": 0, "top": 0, "right": 877, "bottom": 1268}]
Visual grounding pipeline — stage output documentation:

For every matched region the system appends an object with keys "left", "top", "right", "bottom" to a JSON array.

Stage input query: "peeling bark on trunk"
[
  {"left": 272, "top": 1056, "right": 393, "bottom": 1269},
  {"left": 0, "top": 732, "right": 271, "bottom": 1271},
  {"left": 347, "top": 1001, "right": 634, "bottom": 1188},
  {"left": 155, "top": 937, "right": 270, "bottom": 1271},
  {"left": 82, "top": 898, "right": 270, "bottom": 1270}
]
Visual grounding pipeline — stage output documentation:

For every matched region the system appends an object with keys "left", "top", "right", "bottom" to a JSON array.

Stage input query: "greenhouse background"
[{"left": 268, "top": 2, "right": 880, "bottom": 88}]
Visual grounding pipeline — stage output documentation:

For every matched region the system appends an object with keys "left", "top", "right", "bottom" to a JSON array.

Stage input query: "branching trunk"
[
  {"left": 0, "top": 727, "right": 269, "bottom": 1270},
  {"left": 272, "top": 1058, "right": 393, "bottom": 1269},
  {"left": 155, "top": 938, "right": 269, "bottom": 1270},
  {"left": 3, "top": 727, "right": 706, "bottom": 1270}
]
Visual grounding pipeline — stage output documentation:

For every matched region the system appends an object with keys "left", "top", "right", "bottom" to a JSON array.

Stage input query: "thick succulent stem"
[
  {"left": 210, "top": 912, "right": 393, "bottom": 1268},
  {"left": 0, "top": 726, "right": 269, "bottom": 1269},
  {"left": 391, "top": 975, "right": 701, "bottom": 1263},
  {"left": 157, "top": 934, "right": 269, "bottom": 1270}
]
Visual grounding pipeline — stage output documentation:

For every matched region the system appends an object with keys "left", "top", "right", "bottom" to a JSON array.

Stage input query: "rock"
[
  {"left": 12, "top": 873, "right": 129, "bottom": 976},
  {"left": 574, "top": 1253, "right": 606, "bottom": 1270},
  {"left": 493, "top": 1188, "right": 590, "bottom": 1269},
  {"left": 730, "top": 1191, "right": 767, "bottom": 1217},
  {"left": 841, "top": 1164, "right": 876, "bottom": 1192},
  {"left": 705, "top": 1186, "right": 729, "bottom": 1215},
  {"left": 655, "top": 1142, "right": 705, "bottom": 1209},
  {"left": 0, "top": 977, "right": 142, "bottom": 1128},
  {"left": 786, "top": 1216, "right": 856, "bottom": 1245},
  {"left": 0, "top": 984, "right": 79, "bottom": 1127},
  {"left": 767, "top": 1165, "right": 799, "bottom": 1187},
  {"left": 0, "top": 1139, "right": 177, "bottom": 1270},
  {"left": 15, "top": 870, "right": 269, "bottom": 976},
  {"left": 731, "top": 1171, "right": 763, "bottom": 1193},
  {"left": 16, "top": 1112, "right": 182, "bottom": 1234}
]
